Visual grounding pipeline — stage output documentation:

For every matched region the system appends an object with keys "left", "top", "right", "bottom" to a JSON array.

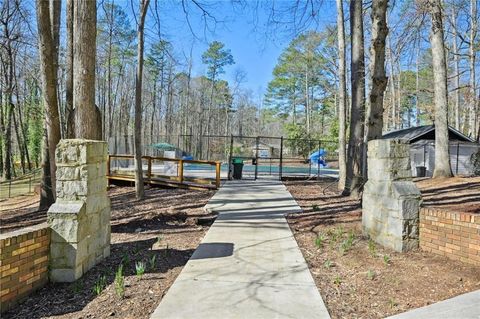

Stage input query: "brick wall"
[
  {"left": 0, "top": 223, "right": 50, "bottom": 313},
  {"left": 419, "top": 208, "right": 480, "bottom": 266}
]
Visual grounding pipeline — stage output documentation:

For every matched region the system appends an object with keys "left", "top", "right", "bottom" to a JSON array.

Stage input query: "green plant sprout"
[
  {"left": 115, "top": 264, "right": 125, "bottom": 298},
  {"left": 135, "top": 261, "right": 146, "bottom": 278}
]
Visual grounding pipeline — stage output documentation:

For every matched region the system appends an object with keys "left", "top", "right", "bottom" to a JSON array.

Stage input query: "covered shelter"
[{"left": 382, "top": 125, "right": 480, "bottom": 177}]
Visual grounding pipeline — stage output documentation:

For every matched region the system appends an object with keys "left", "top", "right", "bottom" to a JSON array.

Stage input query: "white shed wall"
[{"left": 410, "top": 141, "right": 479, "bottom": 177}]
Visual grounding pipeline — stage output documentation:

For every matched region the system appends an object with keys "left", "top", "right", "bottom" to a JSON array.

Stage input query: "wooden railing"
[{"left": 108, "top": 154, "right": 222, "bottom": 190}]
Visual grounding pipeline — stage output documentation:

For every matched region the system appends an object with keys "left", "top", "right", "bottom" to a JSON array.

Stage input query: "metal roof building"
[{"left": 382, "top": 125, "right": 479, "bottom": 177}]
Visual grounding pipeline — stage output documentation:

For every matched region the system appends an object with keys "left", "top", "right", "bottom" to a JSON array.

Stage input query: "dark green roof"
[{"left": 382, "top": 125, "right": 475, "bottom": 143}]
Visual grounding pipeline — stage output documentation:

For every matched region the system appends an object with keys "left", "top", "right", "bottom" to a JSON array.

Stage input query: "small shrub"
[
  {"left": 122, "top": 253, "right": 130, "bottom": 266},
  {"left": 135, "top": 261, "right": 146, "bottom": 278},
  {"left": 133, "top": 245, "right": 142, "bottom": 255},
  {"left": 383, "top": 254, "right": 391, "bottom": 265},
  {"left": 333, "top": 275, "right": 341, "bottom": 285},
  {"left": 93, "top": 275, "right": 107, "bottom": 295},
  {"left": 368, "top": 239, "right": 376, "bottom": 257},
  {"left": 115, "top": 264, "right": 125, "bottom": 298},
  {"left": 328, "top": 227, "right": 344, "bottom": 248},
  {"left": 335, "top": 226, "right": 345, "bottom": 239},
  {"left": 339, "top": 231, "right": 355, "bottom": 255},
  {"left": 149, "top": 255, "right": 157, "bottom": 270},
  {"left": 312, "top": 204, "right": 320, "bottom": 211},
  {"left": 367, "top": 269, "right": 376, "bottom": 280},
  {"left": 388, "top": 298, "right": 398, "bottom": 309},
  {"left": 324, "top": 259, "right": 333, "bottom": 269},
  {"left": 315, "top": 233, "right": 325, "bottom": 249},
  {"left": 71, "top": 280, "right": 83, "bottom": 293}
]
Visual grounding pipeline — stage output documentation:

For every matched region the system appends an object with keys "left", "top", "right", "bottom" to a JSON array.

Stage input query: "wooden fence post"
[
  {"left": 147, "top": 156, "right": 152, "bottom": 182},
  {"left": 215, "top": 161, "right": 221, "bottom": 189},
  {"left": 179, "top": 160, "right": 184, "bottom": 183}
]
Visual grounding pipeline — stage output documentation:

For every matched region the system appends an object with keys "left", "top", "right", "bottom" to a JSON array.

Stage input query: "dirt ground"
[
  {"left": 416, "top": 176, "right": 480, "bottom": 214},
  {"left": 2, "top": 185, "right": 216, "bottom": 319},
  {"left": 285, "top": 177, "right": 480, "bottom": 319},
  {"left": 2, "top": 177, "right": 480, "bottom": 318},
  {"left": 0, "top": 194, "right": 44, "bottom": 234}
]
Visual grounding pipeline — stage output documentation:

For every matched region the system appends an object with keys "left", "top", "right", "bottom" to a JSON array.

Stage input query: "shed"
[
  {"left": 251, "top": 141, "right": 279, "bottom": 158},
  {"left": 382, "top": 125, "right": 480, "bottom": 177}
]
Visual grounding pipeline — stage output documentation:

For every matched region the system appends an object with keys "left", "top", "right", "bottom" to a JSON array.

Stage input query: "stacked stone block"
[
  {"left": 47, "top": 139, "right": 111, "bottom": 282},
  {"left": 362, "top": 139, "right": 422, "bottom": 252}
]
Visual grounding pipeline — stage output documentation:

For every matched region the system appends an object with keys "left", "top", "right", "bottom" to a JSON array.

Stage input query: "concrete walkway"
[
  {"left": 151, "top": 179, "right": 330, "bottom": 319},
  {"left": 386, "top": 289, "right": 480, "bottom": 319}
]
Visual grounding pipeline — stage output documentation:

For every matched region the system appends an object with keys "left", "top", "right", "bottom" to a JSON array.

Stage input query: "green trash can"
[{"left": 232, "top": 158, "right": 244, "bottom": 179}]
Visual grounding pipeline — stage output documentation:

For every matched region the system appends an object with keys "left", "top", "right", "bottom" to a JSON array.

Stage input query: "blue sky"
[
  {"left": 136, "top": 0, "right": 338, "bottom": 95},
  {"left": 24, "top": 0, "right": 338, "bottom": 95}
]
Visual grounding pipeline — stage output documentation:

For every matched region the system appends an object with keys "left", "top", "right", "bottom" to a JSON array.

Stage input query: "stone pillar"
[
  {"left": 47, "top": 139, "right": 111, "bottom": 282},
  {"left": 362, "top": 139, "right": 421, "bottom": 252}
]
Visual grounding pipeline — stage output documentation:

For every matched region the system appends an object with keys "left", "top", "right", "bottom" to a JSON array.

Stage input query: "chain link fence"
[
  {"left": 109, "top": 135, "right": 340, "bottom": 180},
  {"left": 0, "top": 169, "right": 42, "bottom": 200}
]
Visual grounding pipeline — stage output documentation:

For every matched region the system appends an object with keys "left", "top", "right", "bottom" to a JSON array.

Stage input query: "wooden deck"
[{"left": 108, "top": 155, "right": 222, "bottom": 190}]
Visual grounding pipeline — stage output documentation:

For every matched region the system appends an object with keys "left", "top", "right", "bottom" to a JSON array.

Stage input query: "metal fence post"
[
  {"left": 279, "top": 136, "right": 284, "bottom": 181},
  {"left": 255, "top": 136, "right": 259, "bottom": 180},
  {"left": 228, "top": 135, "right": 234, "bottom": 180},
  {"left": 456, "top": 142, "right": 460, "bottom": 175},
  {"left": 318, "top": 140, "right": 321, "bottom": 180}
]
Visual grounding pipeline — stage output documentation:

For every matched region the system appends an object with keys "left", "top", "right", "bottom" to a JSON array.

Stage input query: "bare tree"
[
  {"left": 134, "top": 0, "right": 150, "bottom": 200},
  {"left": 343, "top": 0, "right": 366, "bottom": 197},
  {"left": 367, "top": 0, "right": 389, "bottom": 140},
  {"left": 427, "top": 0, "right": 453, "bottom": 178},
  {"left": 336, "top": 0, "right": 347, "bottom": 190}
]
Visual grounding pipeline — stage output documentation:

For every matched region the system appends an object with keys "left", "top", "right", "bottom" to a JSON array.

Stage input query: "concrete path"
[
  {"left": 151, "top": 179, "right": 330, "bottom": 319},
  {"left": 386, "top": 289, "right": 480, "bottom": 319}
]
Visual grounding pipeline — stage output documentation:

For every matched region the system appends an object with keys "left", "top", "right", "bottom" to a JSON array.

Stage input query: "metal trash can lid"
[{"left": 232, "top": 158, "right": 243, "bottom": 164}]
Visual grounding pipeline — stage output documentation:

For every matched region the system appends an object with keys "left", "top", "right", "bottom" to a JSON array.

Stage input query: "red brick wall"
[
  {"left": 419, "top": 208, "right": 480, "bottom": 266},
  {"left": 0, "top": 223, "right": 50, "bottom": 313}
]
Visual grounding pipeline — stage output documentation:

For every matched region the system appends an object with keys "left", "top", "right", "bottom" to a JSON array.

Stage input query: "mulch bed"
[
  {"left": 285, "top": 178, "right": 480, "bottom": 319},
  {"left": 3, "top": 185, "right": 216, "bottom": 319}
]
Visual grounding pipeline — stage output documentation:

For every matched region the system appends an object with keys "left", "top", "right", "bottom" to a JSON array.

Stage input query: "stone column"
[
  {"left": 362, "top": 139, "right": 422, "bottom": 252},
  {"left": 47, "top": 139, "right": 111, "bottom": 282}
]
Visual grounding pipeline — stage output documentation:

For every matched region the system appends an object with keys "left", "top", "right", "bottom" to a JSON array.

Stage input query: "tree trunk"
[
  {"left": 415, "top": 39, "right": 421, "bottom": 126},
  {"left": 367, "top": 0, "right": 388, "bottom": 141},
  {"left": 2, "top": 102, "right": 13, "bottom": 180},
  {"left": 336, "top": 0, "right": 347, "bottom": 190},
  {"left": 387, "top": 37, "right": 396, "bottom": 130},
  {"left": 343, "top": 0, "right": 366, "bottom": 197},
  {"left": 65, "top": 0, "right": 74, "bottom": 138},
  {"left": 73, "top": 0, "right": 100, "bottom": 139},
  {"left": 428, "top": 0, "right": 453, "bottom": 178},
  {"left": 450, "top": 7, "right": 461, "bottom": 130},
  {"left": 134, "top": 0, "right": 150, "bottom": 200},
  {"left": 36, "top": 0, "right": 62, "bottom": 204},
  {"left": 468, "top": 0, "right": 477, "bottom": 139},
  {"left": 39, "top": 128, "right": 54, "bottom": 210}
]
